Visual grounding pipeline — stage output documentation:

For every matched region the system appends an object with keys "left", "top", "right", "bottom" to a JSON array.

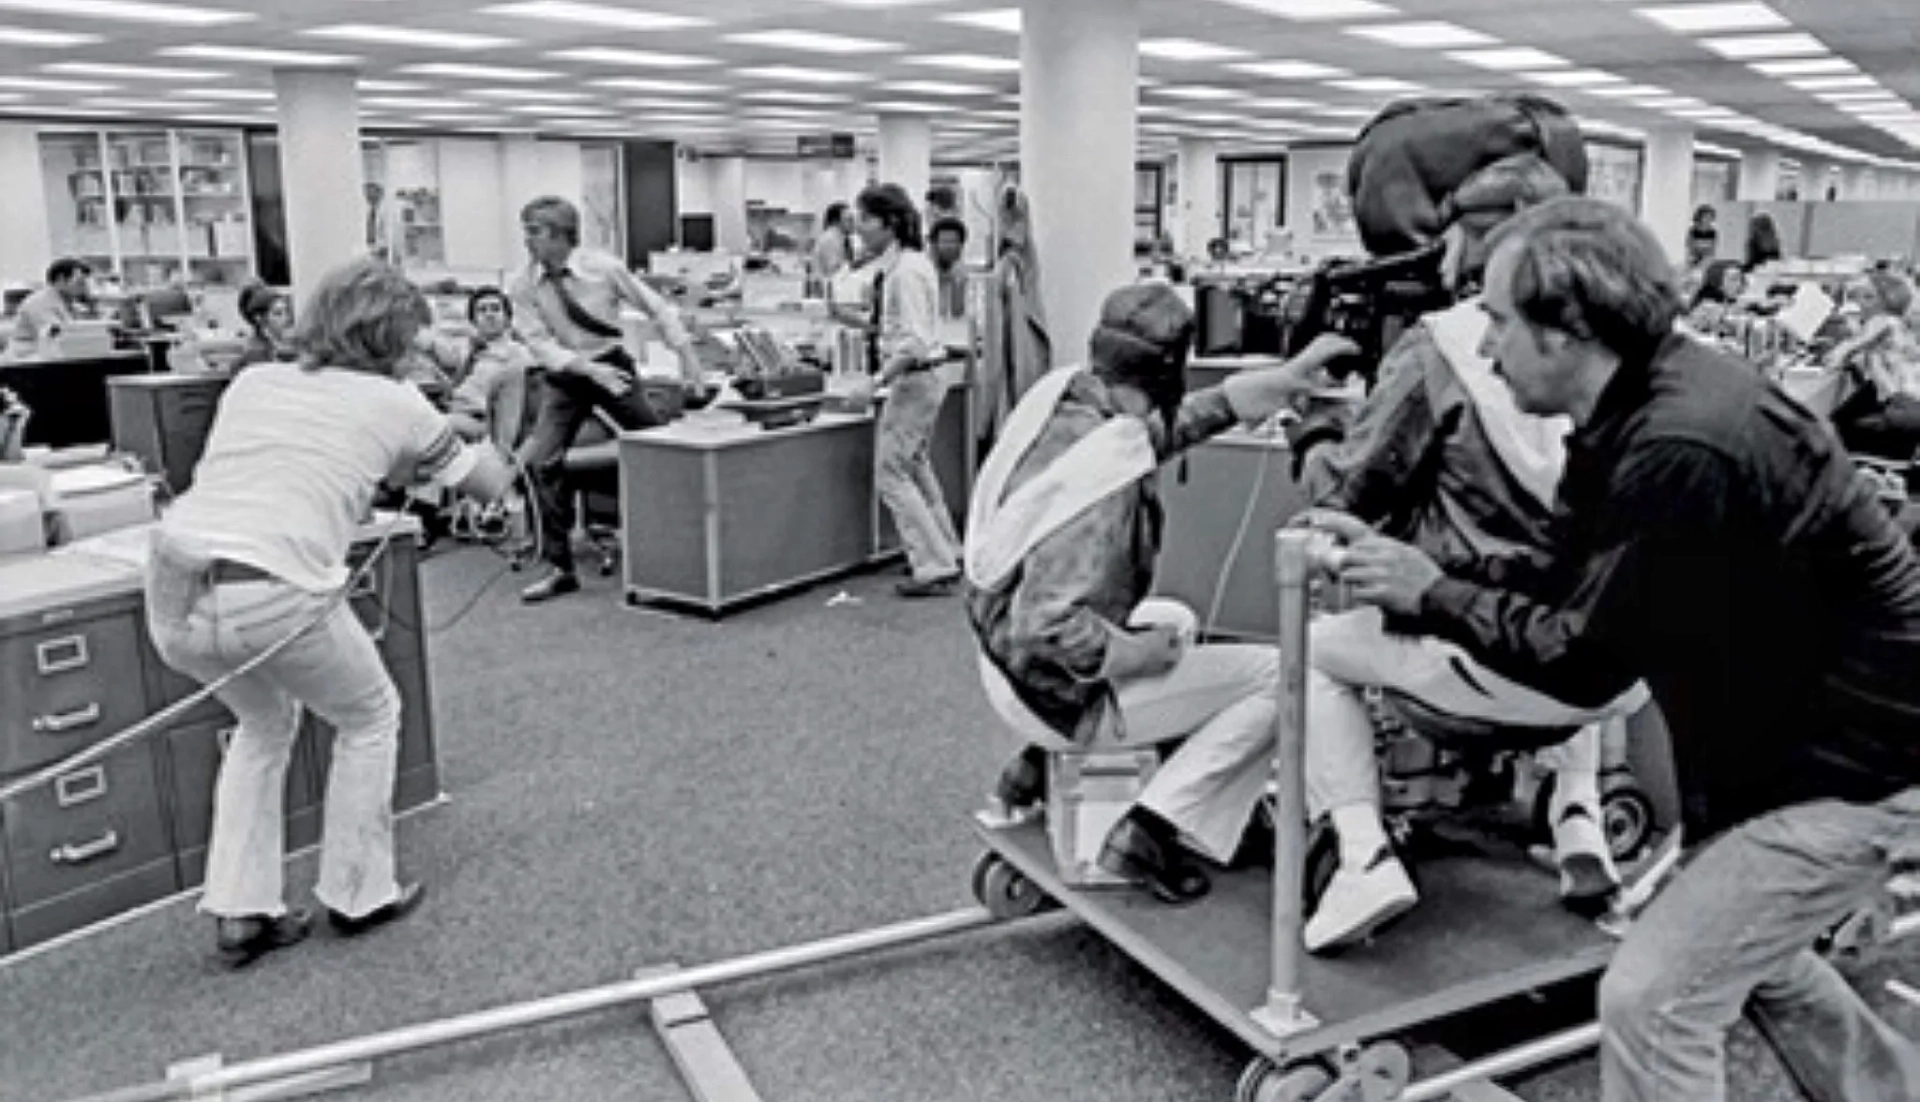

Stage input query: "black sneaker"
[
  {"left": 215, "top": 909, "right": 312, "bottom": 968},
  {"left": 993, "top": 745, "right": 1050, "bottom": 812},
  {"left": 1097, "top": 811, "right": 1211, "bottom": 905}
]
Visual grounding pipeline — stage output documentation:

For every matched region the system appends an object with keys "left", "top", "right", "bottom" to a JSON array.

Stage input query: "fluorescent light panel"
[
  {"left": 1229, "top": 59, "right": 1349, "bottom": 80},
  {"left": 1750, "top": 57, "right": 1855, "bottom": 76},
  {"left": 725, "top": 29, "right": 900, "bottom": 53},
  {"left": 0, "top": 0, "right": 248, "bottom": 24},
  {"left": 591, "top": 77, "right": 722, "bottom": 93},
  {"left": 939, "top": 9, "right": 1020, "bottom": 33},
  {"left": 402, "top": 62, "right": 559, "bottom": 81},
  {"left": 508, "top": 103, "right": 614, "bottom": 116},
  {"left": 1448, "top": 46, "right": 1569, "bottom": 70},
  {"left": 306, "top": 25, "right": 517, "bottom": 50},
  {"left": 1210, "top": 0, "right": 1399, "bottom": 20},
  {"left": 901, "top": 53, "right": 1019, "bottom": 73},
  {"left": 1525, "top": 69, "right": 1626, "bottom": 87},
  {"left": 359, "top": 80, "right": 430, "bottom": 92},
  {"left": 468, "top": 88, "right": 589, "bottom": 101},
  {"left": 362, "top": 96, "right": 481, "bottom": 110},
  {"left": 880, "top": 80, "right": 992, "bottom": 96},
  {"left": 734, "top": 66, "right": 871, "bottom": 84},
  {"left": 477, "top": 2, "right": 706, "bottom": 30},
  {"left": 1347, "top": 20, "right": 1496, "bottom": 48},
  {"left": 1154, "top": 85, "right": 1247, "bottom": 100},
  {"left": 548, "top": 48, "right": 713, "bottom": 68},
  {"left": 1243, "top": 96, "right": 1323, "bottom": 110},
  {"left": 868, "top": 101, "right": 945, "bottom": 112},
  {"left": 0, "top": 75, "right": 114, "bottom": 92},
  {"left": 738, "top": 90, "right": 849, "bottom": 103},
  {"left": 1328, "top": 77, "right": 1422, "bottom": 93},
  {"left": 0, "top": 25, "right": 100, "bottom": 46},
  {"left": 170, "top": 87, "right": 271, "bottom": 100},
  {"left": 162, "top": 45, "right": 358, "bottom": 66},
  {"left": 1633, "top": 3, "right": 1787, "bottom": 33},
  {"left": 1140, "top": 38, "right": 1250, "bottom": 61},
  {"left": 624, "top": 97, "right": 720, "bottom": 110},
  {"left": 1697, "top": 32, "right": 1826, "bottom": 59},
  {"left": 1789, "top": 75, "right": 1878, "bottom": 91},
  {"left": 1587, "top": 83, "right": 1673, "bottom": 98},
  {"left": 44, "top": 62, "right": 225, "bottom": 80}
]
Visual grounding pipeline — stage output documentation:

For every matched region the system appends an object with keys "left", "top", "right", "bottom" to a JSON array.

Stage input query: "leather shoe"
[
  {"left": 993, "top": 745, "right": 1050, "bottom": 813},
  {"left": 1097, "top": 813, "right": 1211, "bottom": 905},
  {"left": 895, "top": 574, "right": 958, "bottom": 598},
  {"left": 215, "top": 908, "right": 312, "bottom": 967},
  {"left": 327, "top": 882, "right": 426, "bottom": 937},
  {"left": 520, "top": 571, "right": 580, "bottom": 604}
]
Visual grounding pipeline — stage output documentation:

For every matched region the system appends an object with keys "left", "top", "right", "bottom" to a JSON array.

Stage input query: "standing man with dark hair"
[
  {"left": 929, "top": 217, "right": 971, "bottom": 321},
  {"left": 512, "top": 195, "right": 704, "bottom": 603},
  {"left": 4, "top": 257, "right": 92, "bottom": 360},
  {"left": 1323, "top": 195, "right": 1920, "bottom": 1102},
  {"left": 854, "top": 182, "right": 962, "bottom": 597}
]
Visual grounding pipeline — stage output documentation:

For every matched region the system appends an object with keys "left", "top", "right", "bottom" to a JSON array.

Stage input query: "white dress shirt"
[{"left": 509, "top": 246, "right": 692, "bottom": 372}]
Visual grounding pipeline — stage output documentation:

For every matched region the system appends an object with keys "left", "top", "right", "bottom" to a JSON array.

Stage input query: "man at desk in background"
[
  {"left": 929, "top": 217, "right": 971, "bottom": 321},
  {"left": 512, "top": 195, "right": 704, "bottom": 604},
  {"left": 3, "top": 258, "right": 92, "bottom": 361}
]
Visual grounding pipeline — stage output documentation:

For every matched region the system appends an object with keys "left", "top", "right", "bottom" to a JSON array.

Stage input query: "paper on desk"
[{"left": 1775, "top": 283, "right": 1836, "bottom": 343}]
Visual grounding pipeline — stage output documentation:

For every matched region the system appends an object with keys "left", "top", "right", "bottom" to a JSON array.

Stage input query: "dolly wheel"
[
  {"left": 1323, "top": 1041, "right": 1412, "bottom": 1101},
  {"left": 1236, "top": 1058, "right": 1332, "bottom": 1102},
  {"left": 971, "top": 853, "right": 1049, "bottom": 920}
]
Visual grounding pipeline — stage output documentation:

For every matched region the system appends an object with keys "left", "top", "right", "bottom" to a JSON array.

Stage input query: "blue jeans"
[
  {"left": 877, "top": 368, "right": 960, "bottom": 582},
  {"left": 146, "top": 536, "right": 405, "bottom": 921},
  {"left": 1599, "top": 788, "right": 1920, "bottom": 1101}
]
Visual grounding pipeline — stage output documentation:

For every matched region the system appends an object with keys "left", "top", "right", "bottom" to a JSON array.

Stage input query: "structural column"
[
  {"left": 1798, "top": 157, "right": 1834, "bottom": 201},
  {"left": 709, "top": 156, "right": 750, "bottom": 255},
  {"left": 1176, "top": 137, "right": 1220, "bottom": 256},
  {"left": 498, "top": 132, "right": 545, "bottom": 263},
  {"left": 1022, "top": 0, "right": 1139, "bottom": 366},
  {"left": 0, "top": 123, "right": 52, "bottom": 285},
  {"left": 1737, "top": 147, "right": 1781, "bottom": 201},
  {"left": 1641, "top": 127, "right": 1696, "bottom": 265},
  {"left": 876, "top": 113, "right": 932, "bottom": 209},
  {"left": 273, "top": 68, "right": 364, "bottom": 300}
]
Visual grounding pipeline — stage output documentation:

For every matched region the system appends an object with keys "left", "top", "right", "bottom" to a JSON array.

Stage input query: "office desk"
[
  {"left": 0, "top": 353, "right": 151, "bottom": 449},
  {"left": 618, "top": 377, "right": 974, "bottom": 616},
  {"left": 109, "top": 373, "right": 230, "bottom": 495}
]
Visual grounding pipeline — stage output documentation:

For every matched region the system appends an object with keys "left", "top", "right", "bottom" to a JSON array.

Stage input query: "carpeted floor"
[{"left": 1, "top": 546, "right": 1915, "bottom": 1102}]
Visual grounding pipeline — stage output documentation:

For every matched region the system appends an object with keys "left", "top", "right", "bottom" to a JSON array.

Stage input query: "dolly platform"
[{"left": 970, "top": 530, "right": 1625, "bottom": 1101}]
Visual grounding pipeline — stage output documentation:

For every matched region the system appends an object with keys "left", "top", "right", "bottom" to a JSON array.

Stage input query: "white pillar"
[
  {"left": 1737, "top": 148, "right": 1781, "bottom": 201},
  {"left": 1176, "top": 137, "right": 1220, "bottom": 256},
  {"left": 1840, "top": 164, "right": 1874, "bottom": 200},
  {"left": 0, "top": 123, "right": 52, "bottom": 285},
  {"left": 1798, "top": 158, "right": 1833, "bottom": 201},
  {"left": 709, "top": 155, "right": 750, "bottom": 254},
  {"left": 1641, "top": 127, "right": 1695, "bottom": 265},
  {"left": 876, "top": 113, "right": 932, "bottom": 208},
  {"left": 274, "top": 68, "right": 364, "bottom": 301},
  {"left": 498, "top": 133, "right": 544, "bottom": 270},
  {"left": 1022, "top": 0, "right": 1139, "bottom": 366}
]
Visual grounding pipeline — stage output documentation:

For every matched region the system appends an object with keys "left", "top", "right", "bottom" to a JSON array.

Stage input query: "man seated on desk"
[
  {"left": 1292, "top": 98, "right": 1649, "bottom": 953},
  {"left": 3, "top": 258, "right": 93, "bottom": 361},
  {"left": 512, "top": 196, "right": 705, "bottom": 604},
  {"left": 964, "top": 282, "right": 1357, "bottom": 904}
]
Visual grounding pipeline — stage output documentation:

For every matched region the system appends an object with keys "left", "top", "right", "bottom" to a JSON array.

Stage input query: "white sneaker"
[
  {"left": 1553, "top": 804, "right": 1621, "bottom": 911},
  {"left": 1304, "top": 849, "right": 1419, "bottom": 954}
]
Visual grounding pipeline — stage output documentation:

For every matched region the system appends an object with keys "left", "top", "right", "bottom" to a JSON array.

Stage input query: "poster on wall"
[
  {"left": 1586, "top": 142, "right": 1643, "bottom": 212},
  {"left": 1310, "top": 169, "right": 1356, "bottom": 239}
]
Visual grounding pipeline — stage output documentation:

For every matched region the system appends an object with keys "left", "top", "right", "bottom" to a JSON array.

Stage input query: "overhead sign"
[{"left": 797, "top": 133, "right": 857, "bottom": 160}]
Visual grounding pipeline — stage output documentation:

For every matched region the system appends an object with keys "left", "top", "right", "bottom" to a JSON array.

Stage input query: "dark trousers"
[{"left": 519, "top": 352, "right": 661, "bottom": 573}]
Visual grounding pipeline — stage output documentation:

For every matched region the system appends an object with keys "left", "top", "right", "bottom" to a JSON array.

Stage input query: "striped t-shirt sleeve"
[{"left": 402, "top": 386, "right": 479, "bottom": 488}]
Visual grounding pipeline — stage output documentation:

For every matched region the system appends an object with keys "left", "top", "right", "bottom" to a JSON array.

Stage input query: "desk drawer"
[
  {"left": 0, "top": 611, "right": 150, "bottom": 774},
  {"left": 2, "top": 740, "right": 173, "bottom": 907}
]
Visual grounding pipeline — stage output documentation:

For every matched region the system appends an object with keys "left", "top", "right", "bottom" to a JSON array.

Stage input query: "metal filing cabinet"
[
  {"left": 0, "top": 553, "right": 180, "bottom": 951},
  {"left": 108, "top": 373, "right": 230, "bottom": 497}
]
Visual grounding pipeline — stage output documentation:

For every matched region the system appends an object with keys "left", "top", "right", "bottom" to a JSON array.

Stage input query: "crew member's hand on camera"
[
  {"left": 1221, "top": 333, "right": 1362, "bottom": 423},
  {"left": 1338, "top": 535, "right": 1443, "bottom": 616}
]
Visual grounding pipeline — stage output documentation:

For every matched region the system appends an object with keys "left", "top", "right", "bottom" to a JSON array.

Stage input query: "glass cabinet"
[{"left": 40, "top": 126, "right": 255, "bottom": 289}]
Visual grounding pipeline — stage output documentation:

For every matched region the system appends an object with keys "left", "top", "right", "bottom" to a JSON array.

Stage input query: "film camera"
[{"left": 1281, "top": 240, "right": 1455, "bottom": 387}]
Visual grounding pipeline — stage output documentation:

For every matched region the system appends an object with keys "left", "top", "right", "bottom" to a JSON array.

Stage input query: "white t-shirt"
[{"left": 162, "top": 363, "right": 476, "bottom": 592}]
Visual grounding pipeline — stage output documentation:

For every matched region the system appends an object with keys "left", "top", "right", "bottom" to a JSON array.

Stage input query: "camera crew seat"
[{"left": 1378, "top": 690, "right": 1578, "bottom": 754}]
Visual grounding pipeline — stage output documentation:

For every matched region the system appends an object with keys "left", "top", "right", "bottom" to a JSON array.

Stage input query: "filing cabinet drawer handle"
[
  {"left": 32, "top": 702, "right": 103, "bottom": 735},
  {"left": 35, "top": 634, "right": 91, "bottom": 675},
  {"left": 50, "top": 830, "right": 120, "bottom": 866},
  {"left": 54, "top": 765, "right": 108, "bottom": 807}
]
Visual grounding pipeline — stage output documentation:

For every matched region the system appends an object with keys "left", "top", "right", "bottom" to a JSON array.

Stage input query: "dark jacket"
[{"left": 1418, "top": 334, "right": 1920, "bottom": 839}]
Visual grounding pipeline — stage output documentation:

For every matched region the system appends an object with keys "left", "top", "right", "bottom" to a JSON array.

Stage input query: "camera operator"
[
  {"left": 1326, "top": 196, "right": 1920, "bottom": 1102},
  {"left": 1286, "top": 96, "right": 1650, "bottom": 951}
]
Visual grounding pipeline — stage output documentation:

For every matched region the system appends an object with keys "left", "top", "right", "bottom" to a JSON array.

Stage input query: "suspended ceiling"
[{"left": 0, "top": 0, "right": 1914, "bottom": 167}]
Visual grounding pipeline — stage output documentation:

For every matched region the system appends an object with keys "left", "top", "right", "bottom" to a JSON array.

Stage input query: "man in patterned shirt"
[{"left": 964, "top": 283, "right": 1356, "bottom": 903}]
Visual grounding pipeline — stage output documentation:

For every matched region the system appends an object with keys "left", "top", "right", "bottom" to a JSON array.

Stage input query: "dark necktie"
[
  {"left": 866, "top": 270, "right": 885, "bottom": 374},
  {"left": 544, "top": 267, "right": 623, "bottom": 340}
]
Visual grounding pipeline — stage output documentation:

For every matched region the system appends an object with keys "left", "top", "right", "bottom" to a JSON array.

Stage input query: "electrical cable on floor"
[{"left": 374, "top": 449, "right": 544, "bottom": 636}]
